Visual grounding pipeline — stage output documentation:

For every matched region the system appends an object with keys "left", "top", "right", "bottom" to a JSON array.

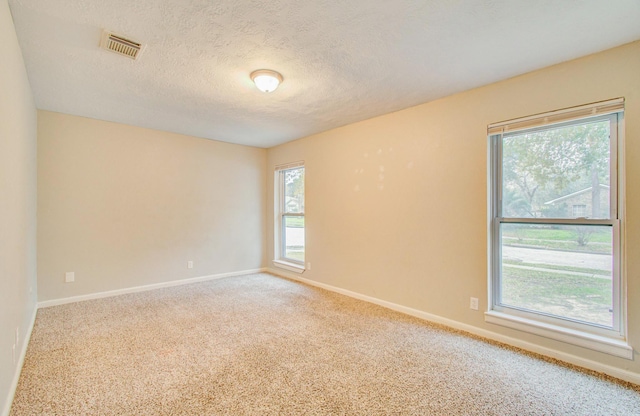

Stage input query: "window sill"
[
  {"left": 272, "top": 260, "right": 305, "bottom": 274},
  {"left": 485, "top": 310, "right": 632, "bottom": 359}
]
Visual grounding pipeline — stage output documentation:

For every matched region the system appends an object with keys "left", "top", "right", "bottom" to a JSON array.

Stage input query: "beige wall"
[
  {"left": 0, "top": 0, "right": 37, "bottom": 411},
  {"left": 37, "top": 111, "right": 266, "bottom": 301},
  {"left": 267, "top": 41, "right": 640, "bottom": 375}
]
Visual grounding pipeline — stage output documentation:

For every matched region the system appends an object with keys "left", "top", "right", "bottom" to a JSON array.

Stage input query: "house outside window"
[
  {"left": 487, "top": 99, "right": 630, "bottom": 359},
  {"left": 572, "top": 204, "right": 587, "bottom": 217},
  {"left": 544, "top": 186, "right": 610, "bottom": 218}
]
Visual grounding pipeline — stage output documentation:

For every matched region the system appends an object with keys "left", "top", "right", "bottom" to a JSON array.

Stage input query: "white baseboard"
[
  {"left": 38, "top": 268, "right": 268, "bottom": 308},
  {"left": 267, "top": 268, "right": 640, "bottom": 386},
  {"left": 2, "top": 304, "right": 38, "bottom": 416}
]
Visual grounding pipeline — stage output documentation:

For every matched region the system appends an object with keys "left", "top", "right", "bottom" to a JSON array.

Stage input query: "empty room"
[{"left": 2, "top": 0, "right": 640, "bottom": 414}]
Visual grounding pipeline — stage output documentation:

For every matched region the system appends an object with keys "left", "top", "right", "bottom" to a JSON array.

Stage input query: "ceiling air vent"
[{"left": 100, "top": 31, "right": 144, "bottom": 60}]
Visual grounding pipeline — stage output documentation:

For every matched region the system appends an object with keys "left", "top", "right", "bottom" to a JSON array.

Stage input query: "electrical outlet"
[
  {"left": 470, "top": 297, "right": 479, "bottom": 311},
  {"left": 307, "top": 262, "right": 311, "bottom": 270},
  {"left": 187, "top": 261, "right": 193, "bottom": 269},
  {"left": 65, "top": 272, "right": 75, "bottom": 283}
]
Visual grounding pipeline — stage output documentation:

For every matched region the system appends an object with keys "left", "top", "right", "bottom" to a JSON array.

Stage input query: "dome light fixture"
[{"left": 250, "top": 69, "right": 283, "bottom": 93}]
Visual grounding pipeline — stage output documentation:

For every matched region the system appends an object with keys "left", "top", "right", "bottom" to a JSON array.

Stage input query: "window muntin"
[
  {"left": 278, "top": 166, "right": 305, "bottom": 264},
  {"left": 490, "top": 108, "right": 623, "bottom": 337}
]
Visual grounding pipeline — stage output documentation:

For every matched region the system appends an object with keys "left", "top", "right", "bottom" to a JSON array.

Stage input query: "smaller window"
[{"left": 275, "top": 164, "right": 305, "bottom": 266}]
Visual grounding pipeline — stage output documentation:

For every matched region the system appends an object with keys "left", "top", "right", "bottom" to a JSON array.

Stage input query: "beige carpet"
[{"left": 10, "top": 273, "right": 640, "bottom": 415}]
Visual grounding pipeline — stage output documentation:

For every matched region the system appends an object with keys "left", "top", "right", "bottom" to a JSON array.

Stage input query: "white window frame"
[
  {"left": 273, "top": 162, "right": 305, "bottom": 273},
  {"left": 486, "top": 99, "right": 631, "bottom": 359}
]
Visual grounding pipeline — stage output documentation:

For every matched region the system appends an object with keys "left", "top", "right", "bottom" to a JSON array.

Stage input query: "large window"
[
  {"left": 487, "top": 99, "right": 630, "bottom": 358},
  {"left": 275, "top": 163, "right": 305, "bottom": 270}
]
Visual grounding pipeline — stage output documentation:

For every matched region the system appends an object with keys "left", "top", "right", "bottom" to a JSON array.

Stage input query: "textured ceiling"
[{"left": 8, "top": 0, "right": 640, "bottom": 148}]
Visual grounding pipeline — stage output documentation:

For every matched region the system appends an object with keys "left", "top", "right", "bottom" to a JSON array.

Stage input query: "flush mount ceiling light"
[{"left": 250, "top": 69, "right": 283, "bottom": 93}]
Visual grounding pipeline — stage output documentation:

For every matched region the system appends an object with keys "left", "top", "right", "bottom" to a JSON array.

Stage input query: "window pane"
[
  {"left": 284, "top": 167, "right": 304, "bottom": 213},
  {"left": 502, "top": 120, "right": 610, "bottom": 219},
  {"left": 500, "top": 223, "right": 613, "bottom": 327},
  {"left": 284, "top": 215, "right": 305, "bottom": 261}
]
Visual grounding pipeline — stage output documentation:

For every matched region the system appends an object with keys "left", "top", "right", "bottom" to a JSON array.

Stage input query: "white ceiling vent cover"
[{"left": 100, "top": 31, "right": 144, "bottom": 60}]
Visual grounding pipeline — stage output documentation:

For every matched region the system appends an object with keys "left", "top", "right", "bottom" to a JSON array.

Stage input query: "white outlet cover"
[
  {"left": 470, "top": 297, "right": 479, "bottom": 311},
  {"left": 187, "top": 261, "right": 193, "bottom": 269},
  {"left": 65, "top": 272, "right": 75, "bottom": 282}
]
